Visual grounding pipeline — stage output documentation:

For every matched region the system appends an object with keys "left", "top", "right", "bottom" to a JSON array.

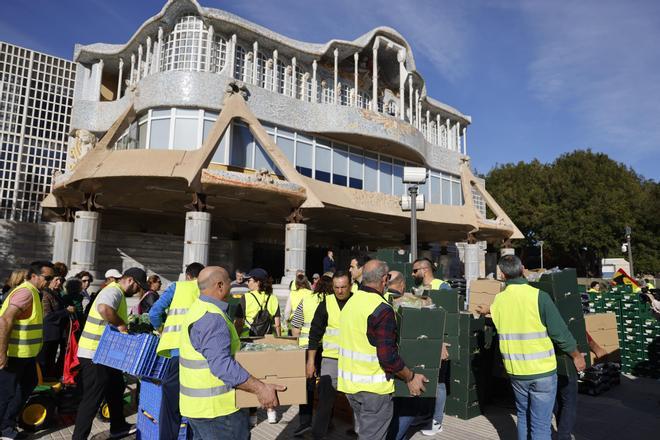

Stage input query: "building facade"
[
  {"left": 0, "top": 42, "right": 75, "bottom": 222},
  {"left": 44, "top": 0, "right": 521, "bottom": 282}
]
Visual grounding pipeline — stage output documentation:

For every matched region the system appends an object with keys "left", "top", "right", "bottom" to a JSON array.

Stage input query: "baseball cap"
[
  {"left": 105, "top": 269, "right": 122, "bottom": 279},
  {"left": 245, "top": 268, "right": 268, "bottom": 280},
  {"left": 123, "top": 267, "right": 148, "bottom": 290}
]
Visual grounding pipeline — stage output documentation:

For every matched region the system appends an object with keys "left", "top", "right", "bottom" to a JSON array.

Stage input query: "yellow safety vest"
[
  {"left": 338, "top": 290, "right": 394, "bottom": 395},
  {"left": 322, "top": 294, "right": 341, "bottom": 359},
  {"left": 179, "top": 299, "right": 240, "bottom": 419},
  {"left": 491, "top": 283, "right": 556, "bottom": 377},
  {"left": 78, "top": 282, "right": 128, "bottom": 356},
  {"left": 241, "top": 290, "right": 279, "bottom": 337},
  {"left": 647, "top": 282, "right": 656, "bottom": 290},
  {"left": 0, "top": 282, "right": 43, "bottom": 358},
  {"left": 289, "top": 287, "right": 312, "bottom": 323},
  {"left": 351, "top": 282, "right": 359, "bottom": 294},
  {"left": 430, "top": 278, "right": 447, "bottom": 290},
  {"left": 299, "top": 293, "right": 324, "bottom": 348},
  {"left": 156, "top": 280, "right": 200, "bottom": 358}
]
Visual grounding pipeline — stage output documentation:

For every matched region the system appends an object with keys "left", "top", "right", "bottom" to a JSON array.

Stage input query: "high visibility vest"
[
  {"left": 289, "top": 287, "right": 312, "bottom": 322},
  {"left": 156, "top": 280, "right": 201, "bottom": 358},
  {"left": 179, "top": 299, "right": 240, "bottom": 419},
  {"left": 648, "top": 282, "right": 656, "bottom": 290},
  {"left": 241, "top": 290, "right": 278, "bottom": 337},
  {"left": 351, "top": 282, "right": 359, "bottom": 294},
  {"left": 491, "top": 283, "right": 556, "bottom": 377},
  {"left": 430, "top": 278, "right": 447, "bottom": 290},
  {"left": 299, "top": 293, "right": 324, "bottom": 348},
  {"left": 587, "top": 288, "right": 599, "bottom": 293},
  {"left": 0, "top": 282, "right": 43, "bottom": 358},
  {"left": 338, "top": 290, "right": 394, "bottom": 395},
  {"left": 78, "top": 282, "right": 128, "bottom": 356},
  {"left": 322, "top": 294, "right": 341, "bottom": 359}
]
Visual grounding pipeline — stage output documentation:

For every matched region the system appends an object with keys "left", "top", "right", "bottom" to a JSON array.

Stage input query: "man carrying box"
[
  {"left": 179, "top": 266, "right": 285, "bottom": 439},
  {"left": 338, "top": 260, "right": 428, "bottom": 440},
  {"left": 73, "top": 267, "right": 147, "bottom": 440},
  {"left": 476, "top": 255, "right": 585, "bottom": 440}
]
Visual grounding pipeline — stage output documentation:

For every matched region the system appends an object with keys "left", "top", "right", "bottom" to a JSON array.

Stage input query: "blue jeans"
[
  {"left": 553, "top": 374, "right": 578, "bottom": 440},
  {"left": 389, "top": 384, "right": 444, "bottom": 440},
  {"left": 188, "top": 409, "right": 250, "bottom": 440},
  {"left": 510, "top": 375, "right": 557, "bottom": 440}
]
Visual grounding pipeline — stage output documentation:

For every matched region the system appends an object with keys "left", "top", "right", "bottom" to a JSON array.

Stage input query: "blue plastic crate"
[
  {"left": 140, "top": 355, "right": 171, "bottom": 381},
  {"left": 136, "top": 412, "right": 158, "bottom": 440},
  {"left": 93, "top": 327, "right": 159, "bottom": 376},
  {"left": 138, "top": 379, "right": 162, "bottom": 420}
]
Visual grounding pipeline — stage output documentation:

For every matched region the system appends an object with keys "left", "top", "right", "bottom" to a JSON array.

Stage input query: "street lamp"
[
  {"left": 538, "top": 240, "right": 544, "bottom": 269},
  {"left": 400, "top": 167, "right": 427, "bottom": 261}
]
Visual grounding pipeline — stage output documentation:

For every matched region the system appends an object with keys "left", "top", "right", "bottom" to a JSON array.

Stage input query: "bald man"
[
  {"left": 386, "top": 271, "right": 405, "bottom": 301},
  {"left": 179, "top": 267, "right": 285, "bottom": 438}
]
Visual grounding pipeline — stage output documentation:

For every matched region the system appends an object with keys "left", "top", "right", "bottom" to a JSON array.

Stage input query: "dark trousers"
[
  {"left": 554, "top": 374, "right": 578, "bottom": 440},
  {"left": 159, "top": 356, "right": 184, "bottom": 440},
  {"left": 299, "top": 350, "right": 321, "bottom": 427},
  {"left": 38, "top": 339, "right": 65, "bottom": 379},
  {"left": 311, "top": 374, "right": 336, "bottom": 439},
  {"left": 188, "top": 409, "right": 250, "bottom": 440},
  {"left": 0, "top": 357, "right": 38, "bottom": 431},
  {"left": 72, "top": 358, "right": 126, "bottom": 440}
]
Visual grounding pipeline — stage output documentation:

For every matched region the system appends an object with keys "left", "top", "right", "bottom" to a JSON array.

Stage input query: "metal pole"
[
  {"left": 540, "top": 241, "right": 544, "bottom": 269},
  {"left": 626, "top": 226, "right": 633, "bottom": 277},
  {"left": 410, "top": 185, "right": 418, "bottom": 261}
]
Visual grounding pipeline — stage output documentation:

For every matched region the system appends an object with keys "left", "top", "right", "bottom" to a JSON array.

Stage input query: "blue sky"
[{"left": 2, "top": 0, "right": 658, "bottom": 180}]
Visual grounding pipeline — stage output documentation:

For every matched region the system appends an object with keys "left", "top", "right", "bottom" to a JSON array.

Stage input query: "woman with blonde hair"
[{"left": 1, "top": 269, "right": 29, "bottom": 302}]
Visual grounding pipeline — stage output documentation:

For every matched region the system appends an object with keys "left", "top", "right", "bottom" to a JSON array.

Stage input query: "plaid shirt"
[{"left": 362, "top": 286, "right": 405, "bottom": 377}]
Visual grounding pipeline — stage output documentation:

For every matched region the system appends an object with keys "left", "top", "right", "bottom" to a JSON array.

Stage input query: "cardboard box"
[
  {"left": 585, "top": 313, "right": 617, "bottom": 332},
  {"left": 234, "top": 335, "right": 307, "bottom": 407},
  {"left": 470, "top": 279, "right": 504, "bottom": 295}
]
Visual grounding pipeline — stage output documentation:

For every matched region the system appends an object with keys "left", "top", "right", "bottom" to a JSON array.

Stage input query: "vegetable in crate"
[{"left": 128, "top": 313, "right": 155, "bottom": 334}]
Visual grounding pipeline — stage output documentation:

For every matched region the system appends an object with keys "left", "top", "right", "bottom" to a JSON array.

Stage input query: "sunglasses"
[
  {"left": 81, "top": 278, "right": 91, "bottom": 283},
  {"left": 412, "top": 268, "right": 422, "bottom": 274},
  {"left": 42, "top": 275, "right": 54, "bottom": 282}
]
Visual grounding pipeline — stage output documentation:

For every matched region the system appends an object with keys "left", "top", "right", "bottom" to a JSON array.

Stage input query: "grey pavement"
[{"left": 22, "top": 374, "right": 660, "bottom": 439}]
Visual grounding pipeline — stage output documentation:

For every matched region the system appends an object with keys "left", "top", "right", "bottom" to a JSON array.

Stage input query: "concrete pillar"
[
  {"left": 436, "top": 114, "right": 441, "bottom": 146},
  {"left": 273, "top": 50, "right": 279, "bottom": 92},
  {"left": 116, "top": 58, "right": 124, "bottom": 99},
  {"left": 129, "top": 53, "right": 135, "bottom": 86},
  {"left": 206, "top": 26, "right": 214, "bottom": 72},
  {"left": 156, "top": 27, "right": 164, "bottom": 73},
  {"left": 464, "top": 243, "right": 480, "bottom": 282},
  {"left": 371, "top": 40, "right": 379, "bottom": 112},
  {"left": 283, "top": 223, "right": 307, "bottom": 285},
  {"left": 333, "top": 49, "right": 339, "bottom": 105},
  {"left": 291, "top": 57, "right": 297, "bottom": 98},
  {"left": 463, "top": 126, "right": 467, "bottom": 155},
  {"left": 353, "top": 53, "right": 359, "bottom": 107},
  {"left": 145, "top": 37, "right": 152, "bottom": 75},
  {"left": 312, "top": 59, "right": 318, "bottom": 102},
  {"left": 94, "top": 59, "right": 104, "bottom": 101},
  {"left": 229, "top": 34, "right": 237, "bottom": 79},
  {"left": 398, "top": 50, "right": 406, "bottom": 119},
  {"left": 183, "top": 211, "right": 211, "bottom": 273},
  {"left": 446, "top": 119, "right": 451, "bottom": 150},
  {"left": 52, "top": 221, "right": 74, "bottom": 267},
  {"left": 70, "top": 211, "right": 100, "bottom": 278},
  {"left": 408, "top": 76, "right": 413, "bottom": 123},
  {"left": 252, "top": 41, "right": 259, "bottom": 85},
  {"left": 137, "top": 44, "right": 143, "bottom": 81}
]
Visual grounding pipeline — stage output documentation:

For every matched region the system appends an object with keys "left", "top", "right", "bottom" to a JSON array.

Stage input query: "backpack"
[{"left": 248, "top": 292, "right": 273, "bottom": 336}]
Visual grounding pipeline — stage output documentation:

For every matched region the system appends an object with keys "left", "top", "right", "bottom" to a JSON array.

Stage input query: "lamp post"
[
  {"left": 625, "top": 226, "right": 633, "bottom": 277},
  {"left": 400, "top": 167, "right": 427, "bottom": 261},
  {"left": 538, "top": 240, "right": 544, "bottom": 269}
]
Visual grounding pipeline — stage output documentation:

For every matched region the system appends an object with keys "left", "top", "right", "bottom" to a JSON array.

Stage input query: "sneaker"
[
  {"left": 293, "top": 424, "right": 311, "bottom": 437},
  {"left": 267, "top": 409, "right": 278, "bottom": 424},
  {"left": 249, "top": 414, "right": 258, "bottom": 427},
  {"left": 420, "top": 420, "right": 443, "bottom": 436},
  {"left": 109, "top": 423, "right": 137, "bottom": 439}
]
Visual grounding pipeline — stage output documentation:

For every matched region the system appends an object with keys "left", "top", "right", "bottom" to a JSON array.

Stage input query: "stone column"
[
  {"left": 94, "top": 59, "right": 104, "bottom": 101},
  {"left": 273, "top": 50, "right": 279, "bottom": 92},
  {"left": 156, "top": 27, "right": 164, "bottom": 73},
  {"left": 183, "top": 212, "right": 211, "bottom": 274},
  {"left": 312, "top": 59, "right": 318, "bottom": 102},
  {"left": 145, "top": 37, "right": 152, "bottom": 75},
  {"left": 252, "top": 41, "right": 259, "bottom": 85},
  {"left": 408, "top": 76, "right": 413, "bottom": 123},
  {"left": 456, "top": 122, "right": 461, "bottom": 151},
  {"left": 371, "top": 40, "right": 379, "bottom": 112},
  {"left": 228, "top": 34, "right": 237, "bottom": 79},
  {"left": 426, "top": 110, "right": 430, "bottom": 140},
  {"left": 464, "top": 243, "right": 480, "bottom": 304},
  {"left": 436, "top": 114, "right": 441, "bottom": 146},
  {"left": 129, "top": 53, "right": 135, "bottom": 86},
  {"left": 284, "top": 66, "right": 291, "bottom": 97},
  {"left": 206, "top": 26, "right": 214, "bottom": 72},
  {"left": 283, "top": 223, "right": 307, "bottom": 286},
  {"left": 291, "top": 57, "right": 297, "bottom": 98},
  {"left": 333, "top": 49, "right": 339, "bottom": 105},
  {"left": 244, "top": 52, "right": 253, "bottom": 83},
  {"left": 70, "top": 211, "right": 100, "bottom": 278},
  {"left": 445, "top": 119, "right": 451, "bottom": 150},
  {"left": 137, "top": 44, "right": 143, "bottom": 81},
  {"left": 398, "top": 50, "right": 406, "bottom": 120},
  {"left": 463, "top": 126, "right": 467, "bottom": 155},
  {"left": 52, "top": 221, "right": 74, "bottom": 267},
  {"left": 116, "top": 58, "right": 124, "bottom": 99},
  {"left": 414, "top": 89, "right": 420, "bottom": 129},
  {"left": 353, "top": 53, "right": 359, "bottom": 107}
]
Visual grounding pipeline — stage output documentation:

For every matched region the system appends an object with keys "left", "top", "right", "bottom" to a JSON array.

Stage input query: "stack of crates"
[
  {"left": 137, "top": 379, "right": 189, "bottom": 439},
  {"left": 431, "top": 290, "right": 486, "bottom": 420},
  {"left": 369, "top": 248, "right": 414, "bottom": 292},
  {"left": 394, "top": 305, "right": 446, "bottom": 398},
  {"left": 530, "top": 269, "right": 591, "bottom": 377}
]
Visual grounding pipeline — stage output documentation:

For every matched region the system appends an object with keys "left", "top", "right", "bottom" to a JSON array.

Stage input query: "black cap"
[
  {"left": 123, "top": 267, "right": 148, "bottom": 290},
  {"left": 245, "top": 268, "right": 268, "bottom": 280}
]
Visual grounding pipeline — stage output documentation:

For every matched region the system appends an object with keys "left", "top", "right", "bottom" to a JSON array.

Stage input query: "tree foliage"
[{"left": 485, "top": 150, "right": 659, "bottom": 276}]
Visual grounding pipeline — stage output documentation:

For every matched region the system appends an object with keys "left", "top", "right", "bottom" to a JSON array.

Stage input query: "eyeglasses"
[
  {"left": 412, "top": 268, "right": 422, "bottom": 274},
  {"left": 81, "top": 278, "right": 91, "bottom": 283}
]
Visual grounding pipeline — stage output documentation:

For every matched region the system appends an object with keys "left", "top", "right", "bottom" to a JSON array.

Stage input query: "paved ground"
[{"left": 24, "top": 374, "right": 660, "bottom": 439}]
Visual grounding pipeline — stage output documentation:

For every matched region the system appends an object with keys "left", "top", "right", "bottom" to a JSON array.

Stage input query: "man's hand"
[
  {"left": 306, "top": 359, "right": 316, "bottom": 379},
  {"left": 572, "top": 352, "right": 586, "bottom": 372},
  {"left": 475, "top": 304, "right": 490, "bottom": 315},
  {"left": 0, "top": 352, "right": 7, "bottom": 369},
  {"left": 407, "top": 373, "right": 429, "bottom": 397},
  {"left": 117, "top": 324, "right": 128, "bottom": 333},
  {"left": 441, "top": 343, "right": 450, "bottom": 361},
  {"left": 256, "top": 383, "right": 287, "bottom": 409}
]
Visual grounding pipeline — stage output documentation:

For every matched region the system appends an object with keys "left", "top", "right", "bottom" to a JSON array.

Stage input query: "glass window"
[
  {"left": 177, "top": 108, "right": 199, "bottom": 118},
  {"left": 452, "top": 180, "right": 462, "bottom": 205},
  {"left": 230, "top": 124, "right": 252, "bottom": 167},
  {"left": 364, "top": 152, "right": 378, "bottom": 192},
  {"left": 349, "top": 150, "right": 363, "bottom": 189},
  {"left": 430, "top": 174, "right": 441, "bottom": 204},
  {"left": 393, "top": 161, "right": 404, "bottom": 196},
  {"left": 315, "top": 144, "right": 331, "bottom": 183},
  {"left": 152, "top": 108, "right": 171, "bottom": 119},
  {"left": 138, "top": 122, "right": 148, "bottom": 149},
  {"left": 149, "top": 118, "right": 170, "bottom": 149},
  {"left": 276, "top": 136, "right": 295, "bottom": 163},
  {"left": 332, "top": 144, "right": 348, "bottom": 186},
  {"left": 173, "top": 117, "right": 198, "bottom": 150},
  {"left": 126, "top": 122, "right": 138, "bottom": 150},
  {"left": 254, "top": 141, "right": 280, "bottom": 174},
  {"left": 379, "top": 156, "right": 392, "bottom": 195},
  {"left": 210, "top": 132, "right": 227, "bottom": 164},
  {"left": 202, "top": 119, "right": 214, "bottom": 143},
  {"left": 442, "top": 177, "right": 451, "bottom": 205},
  {"left": 295, "top": 139, "right": 313, "bottom": 177}
]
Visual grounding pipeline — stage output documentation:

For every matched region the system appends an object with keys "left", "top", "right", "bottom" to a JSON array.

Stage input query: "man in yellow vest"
[
  {"left": 148, "top": 262, "right": 204, "bottom": 440},
  {"left": 179, "top": 266, "right": 285, "bottom": 439},
  {"left": 338, "top": 260, "right": 428, "bottom": 440},
  {"left": 411, "top": 258, "right": 449, "bottom": 292},
  {"left": 0, "top": 261, "right": 53, "bottom": 439},
  {"left": 349, "top": 254, "right": 371, "bottom": 294},
  {"left": 476, "top": 255, "right": 586, "bottom": 440},
  {"left": 303, "top": 271, "right": 352, "bottom": 439},
  {"left": 73, "top": 267, "right": 147, "bottom": 440}
]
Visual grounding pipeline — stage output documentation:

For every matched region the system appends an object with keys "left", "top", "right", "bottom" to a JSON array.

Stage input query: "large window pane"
[
  {"left": 177, "top": 108, "right": 199, "bottom": 118},
  {"left": 442, "top": 178, "right": 451, "bottom": 205},
  {"left": 255, "top": 141, "right": 280, "bottom": 174},
  {"left": 230, "top": 124, "right": 252, "bottom": 167},
  {"left": 138, "top": 122, "right": 148, "bottom": 149},
  {"left": 296, "top": 140, "right": 313, "bottom": 177},
  {"left": 379, "top": 156, "right": 392, "bottom": 195},
  {"left": 393, "top": 162, "right": 404, "bottom": 196},
  {"left": 349, "top": 150, "right": 363, "bottom": 189},
  {"left": 430, "top": 175, "right": 441, "bottom": 204},
  {"left": 452, "top": 180, "right": 462, "bottom": 205},
  {"left": 333, "top": 145, "right": 348, "bottom": 186},
  {"left": 210, "top": 132, "right": 228, "bottom": 164},
  {"left": 364, "top": 152, "right": 378, "bottom": 192},
  {"left": 315, "top": 145, "right": 331, "bottom": 183},
  {"left": 202, "top": 120, "right": 214, "bottom": 143},
  {"left": 149, "top": 118, "right": 170, "bottom": 149},
  {"left": 152, "top": 108, "right": 171, "bottom": 118},
  {"left": 173, "top": 117, "right": 198, "bottom": 150},
  {"left": 276, "top": 136, "right": 295, "bottom": 163}
]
